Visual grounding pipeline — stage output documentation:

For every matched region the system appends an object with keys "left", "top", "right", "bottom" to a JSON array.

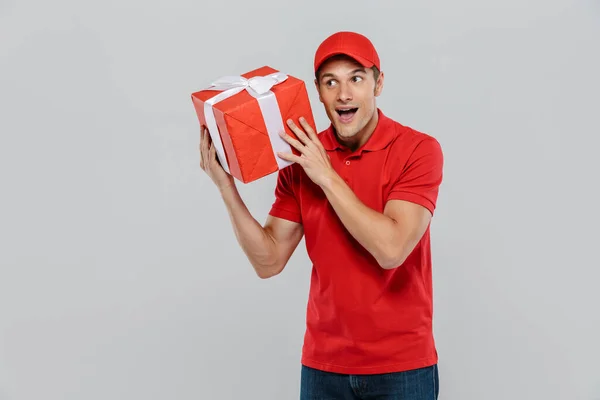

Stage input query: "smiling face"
[{"left": 315, "top": 55, "right": 384, "bottom": 150}]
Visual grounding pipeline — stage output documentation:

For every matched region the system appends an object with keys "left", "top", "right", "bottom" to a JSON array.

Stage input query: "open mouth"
[{"left": 335, "top": 107, "right": 358, "bottom": 123}]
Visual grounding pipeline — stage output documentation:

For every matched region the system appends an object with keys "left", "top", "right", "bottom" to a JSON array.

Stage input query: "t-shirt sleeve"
[
  {"left": 387, "top": 137, "right": 444, "bottom": 215},
  {"left": 268, "top": 165, "right": 302, "bottom": 223}
]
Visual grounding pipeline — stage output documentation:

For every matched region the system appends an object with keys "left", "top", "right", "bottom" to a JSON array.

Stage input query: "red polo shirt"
[{"left": 268, "top": 109, "right": 444, "bottom": 375}]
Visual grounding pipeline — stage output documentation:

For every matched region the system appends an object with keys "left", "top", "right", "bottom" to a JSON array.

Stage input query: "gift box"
[{"left": 191, "top": 66, "right": 317, "bottom": 183}]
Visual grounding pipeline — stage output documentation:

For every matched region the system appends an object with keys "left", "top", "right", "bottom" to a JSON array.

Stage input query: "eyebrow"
[{"left": 320, "top": 68, "right": 367, "bottom": 81}]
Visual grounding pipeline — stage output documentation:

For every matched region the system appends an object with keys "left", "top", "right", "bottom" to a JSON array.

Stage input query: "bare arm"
[
  {"left": 320, "top": 176, "right": 431, "bottom": 269},
  {"left": 219, "top": 184, "right": 304, "bottom": 279},
  {"left": 200, "top": 126, "right": 303, "bottom": 279}
]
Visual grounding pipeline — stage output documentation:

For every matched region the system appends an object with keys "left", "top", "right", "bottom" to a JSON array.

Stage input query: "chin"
[
  {"left": 335, "top": 116, "right": 368, "bottom": 138},
  {"left": 334, "top": 126, "right": 359, "bottom": 138}
]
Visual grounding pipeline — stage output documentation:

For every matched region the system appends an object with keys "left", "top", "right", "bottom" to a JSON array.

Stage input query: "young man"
[{"left": 199, "top": 31, "right": 444, "bottom": 400}]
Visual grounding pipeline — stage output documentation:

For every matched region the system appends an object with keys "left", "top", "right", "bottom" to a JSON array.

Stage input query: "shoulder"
[{"left": 387, "top": 119, "right": 443, "bottom": 161}]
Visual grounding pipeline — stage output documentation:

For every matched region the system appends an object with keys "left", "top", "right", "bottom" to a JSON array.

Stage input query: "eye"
[
  {"left": 325, "top": 79, "right": 338, "bottom": 87},
  {"left": 351, "top": 76, "right": 363, "bottom": 83}
]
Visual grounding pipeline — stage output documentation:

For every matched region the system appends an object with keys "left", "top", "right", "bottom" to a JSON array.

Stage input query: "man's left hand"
[{"left": 277, "top": 117, "right": 337, "bottom": 188}]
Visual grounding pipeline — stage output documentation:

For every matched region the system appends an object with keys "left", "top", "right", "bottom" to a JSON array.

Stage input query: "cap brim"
[{"left": 315, "top": 51, "right": 374, "bottom": 72}]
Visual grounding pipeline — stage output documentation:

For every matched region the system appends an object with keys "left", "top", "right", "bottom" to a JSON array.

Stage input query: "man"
[{"left": 199, "top": 31, "right": 443, "bottom": 400}]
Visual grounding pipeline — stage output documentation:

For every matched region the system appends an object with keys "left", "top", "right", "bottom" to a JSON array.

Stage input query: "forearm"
[
  {"left": 320, "top": 174, "right": 405, "bottom": 269},
  {"left": 219, "top": 185, "right": 280, "bottom": 277}
]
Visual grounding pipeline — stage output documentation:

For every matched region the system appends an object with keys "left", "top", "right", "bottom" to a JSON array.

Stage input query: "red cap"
[{"left": 314, "top": 31, "right": 380, "bottom": 73}]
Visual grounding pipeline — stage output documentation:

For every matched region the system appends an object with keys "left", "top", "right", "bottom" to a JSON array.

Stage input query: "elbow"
[
  {"left": 378, "top": 258, "right": 405, "bottom": 270},
  {"left": 376, "top": 247, "right": 408, "bottom": 270},
  {"left": 254, "top": 262, "right": 284, "bottom": 279},
  {"left": 256, "top": 269, "right": 279, "bottom": 279}
]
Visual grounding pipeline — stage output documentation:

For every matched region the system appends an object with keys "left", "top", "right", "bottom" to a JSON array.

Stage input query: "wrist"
[
  {"left": 319, "top": 169, "right": 343, "bottom": 192},
  {"left": 218, "top": 181, "right": 237, "bottom": 197}
]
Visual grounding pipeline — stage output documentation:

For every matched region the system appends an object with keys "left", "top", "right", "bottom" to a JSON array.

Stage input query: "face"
[{"left": 315, "top": 55, "right": 384, "bottom": 149}]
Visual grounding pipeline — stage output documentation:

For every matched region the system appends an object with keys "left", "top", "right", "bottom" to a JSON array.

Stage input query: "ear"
[
  {"left": 314, "top": 78, "right": 324, "bottom": 103},
  {"left": 374, "top": 71, "right": 384, "bottom": 97}
]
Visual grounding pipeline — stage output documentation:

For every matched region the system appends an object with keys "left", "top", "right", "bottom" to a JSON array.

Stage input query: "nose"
[{"left": 337, "top": 82, "right": 353, "bottom": 102}]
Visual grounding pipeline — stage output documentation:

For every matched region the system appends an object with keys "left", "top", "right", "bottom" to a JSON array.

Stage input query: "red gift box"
[{"left": 191, "top": 66, "right": 316, "bottom": 183}]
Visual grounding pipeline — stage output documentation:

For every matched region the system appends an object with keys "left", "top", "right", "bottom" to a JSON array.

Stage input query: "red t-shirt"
[{"left": 268, "top": 109, "right": 444, "bottom": 375}]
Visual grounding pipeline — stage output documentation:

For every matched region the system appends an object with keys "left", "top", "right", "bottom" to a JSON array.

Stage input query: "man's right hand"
[{"left": 199, "top": 126, "right": 235, "bottom": 192}]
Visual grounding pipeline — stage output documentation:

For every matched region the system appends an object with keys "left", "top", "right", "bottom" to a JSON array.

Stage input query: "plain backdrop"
[{"left": 1, "top": 0, "right": 599, "bottom": 399}]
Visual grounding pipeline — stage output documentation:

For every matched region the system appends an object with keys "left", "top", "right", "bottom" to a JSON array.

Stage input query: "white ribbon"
[{"left": 202, "top": 72, "right": 293, "bottom": 175}]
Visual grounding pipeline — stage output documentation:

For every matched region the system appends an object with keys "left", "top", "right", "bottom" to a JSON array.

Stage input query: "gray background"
[{"left": 1, "top": 0, "right": 599, "bottom": 399}]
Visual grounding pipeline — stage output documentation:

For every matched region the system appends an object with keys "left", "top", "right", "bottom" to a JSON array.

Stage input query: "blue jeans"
[{"left": 300, "top": 364, "right": 439, "bottom": 400}]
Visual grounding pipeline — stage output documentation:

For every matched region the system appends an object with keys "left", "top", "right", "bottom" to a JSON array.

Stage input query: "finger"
[
  {"left": 208, "top": 140, "right": 219, "bottom": 168},
  {"left": 279, "top": 131, "right": 308, "bottom": 154},
  {"left": 298, "top": 117, "right": 318, "bottom": 141},
  {"left": 286, "top": 119, "right": 312, "bottom": 146},
  {"left": 202, "top": 126, "right": 211, "bottom": 149},
  {"left": 201, "top": 128, "right": 211, "bottom": 169},
  {"left": 298, "top": 117, "right": 318, "bottom": 140},
  {"left": 199, "top": 129, "right": 205, "bottom": 169},
  {"left": 276, "top": 151, "right": 304, "bottom": 165},
  {"left": 289, "top": 118, "right": 322, "bottom": 154},
  {"left": 298, "top": 116, "right": 326, "bottom": 154}
]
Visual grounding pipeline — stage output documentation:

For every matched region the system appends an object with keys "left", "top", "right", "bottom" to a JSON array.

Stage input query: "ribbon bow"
[{"left": 207, "top": 73, "right": 288, "bottom": 98}]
